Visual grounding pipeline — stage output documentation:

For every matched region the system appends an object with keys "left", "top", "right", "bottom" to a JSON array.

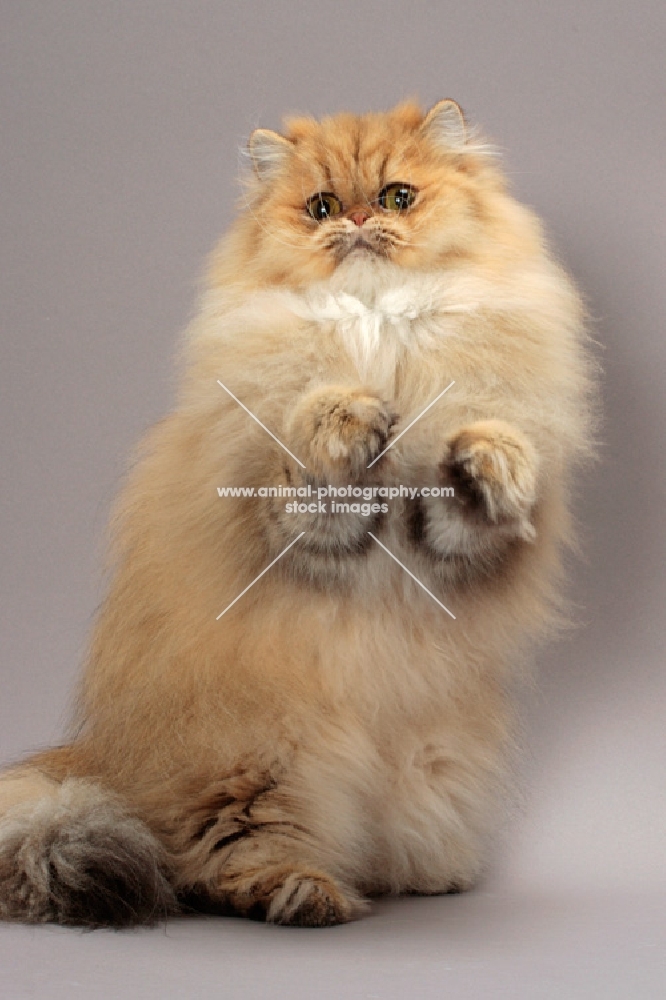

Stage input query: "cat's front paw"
[
  {"left": 288, "top": 386, "right": 397, "bottom": 482},
  {"left": 442, "top": 419, "right": 538, "bottom": 540}
]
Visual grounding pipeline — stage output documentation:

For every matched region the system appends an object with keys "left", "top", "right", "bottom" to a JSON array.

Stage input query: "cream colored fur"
[{"left": 0, "top": 99, "right": 596, "bottom": 927}]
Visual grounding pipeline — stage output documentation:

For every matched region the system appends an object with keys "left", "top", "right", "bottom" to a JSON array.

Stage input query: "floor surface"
[{"left": 1, "top": 885, "right": 664, "bottom": 999}]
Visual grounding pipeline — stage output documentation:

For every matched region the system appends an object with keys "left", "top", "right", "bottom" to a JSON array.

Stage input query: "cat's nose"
[{"left": 348, "top": 209, "right": 371, "bottom": 227}]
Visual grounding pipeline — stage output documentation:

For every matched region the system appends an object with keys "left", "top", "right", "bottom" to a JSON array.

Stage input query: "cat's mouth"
[
  {"left": 326, "top": 227, "right": 397, "bottom": 263},
  {"left": 347, "top": 237, "right": 376, "bottom": 254},
  {"left": 336, "top": 237, "right": 382, "bottom": 261}
]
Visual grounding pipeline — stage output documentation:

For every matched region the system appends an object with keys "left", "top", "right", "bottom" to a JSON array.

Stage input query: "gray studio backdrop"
[{"left": 1, "top": 2, "right": 665, "bottom": 998}]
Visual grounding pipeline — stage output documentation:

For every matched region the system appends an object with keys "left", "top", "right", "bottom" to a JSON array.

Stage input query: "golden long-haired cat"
[{"left": 0, "top": 100, "right": 595, "bottom": 927}]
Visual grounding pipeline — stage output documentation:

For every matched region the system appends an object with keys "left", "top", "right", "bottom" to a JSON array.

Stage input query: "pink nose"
[{"left": 349, "top": 209, "right": 370, "bottom": 227}]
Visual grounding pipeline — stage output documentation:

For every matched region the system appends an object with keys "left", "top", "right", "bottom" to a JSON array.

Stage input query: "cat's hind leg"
[
  {"left": 0, "top": 754, "right": 175, "bottom": 926},
  {"left": 171, "top": 771, "right": 368, "bottom": 927}
]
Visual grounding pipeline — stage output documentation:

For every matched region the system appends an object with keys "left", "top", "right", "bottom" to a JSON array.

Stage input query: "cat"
[{"left": 0, "top": 99, "right": 595, "bottom": 927}]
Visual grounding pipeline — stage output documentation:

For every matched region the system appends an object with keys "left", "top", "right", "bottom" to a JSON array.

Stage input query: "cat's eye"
[
  {"left": 378, "top": 183, "right": 417, "bottom": 212},
  {"left": 306, "top": 192, "right": 343, "bottom": 222}
]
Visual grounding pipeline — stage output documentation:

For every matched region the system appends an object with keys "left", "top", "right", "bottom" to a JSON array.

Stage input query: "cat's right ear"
[
  {"left": 420, "top": 100, "right": 467, "bottom": 150},
  {"left": 247, "top": 129, "right": 293, "bottom": 179}
]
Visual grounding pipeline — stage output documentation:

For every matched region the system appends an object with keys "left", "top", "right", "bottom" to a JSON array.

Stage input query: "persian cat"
[{"left": 0, "top": 100, "right": 594, "bottom": 927}]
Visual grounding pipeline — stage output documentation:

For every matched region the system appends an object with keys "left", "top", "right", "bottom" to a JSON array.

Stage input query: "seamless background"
[{"left": 1, "top": 2, "right": 665, "bottom": 997}]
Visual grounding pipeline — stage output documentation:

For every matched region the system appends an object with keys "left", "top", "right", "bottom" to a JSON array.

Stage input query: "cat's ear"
[
  {"left": 420, "top": 99, "right": 467, "bottom": 150},
  {"left": 247, "top": 128, "right": 293, "bottom": 179}
]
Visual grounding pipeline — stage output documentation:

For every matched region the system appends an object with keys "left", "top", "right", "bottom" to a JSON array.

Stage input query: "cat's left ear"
[
  {"left": 248, "top": 128, "right": 293, "bottom": 179},
  {"left": 420, "top": 99, "right": 467, "bottom": 150}
]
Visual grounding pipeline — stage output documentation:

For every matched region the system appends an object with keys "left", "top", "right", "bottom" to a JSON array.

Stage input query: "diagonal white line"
[
  {"left": 367, "top": 532, "right": 456, "bottom": 619},
  {"left": 216, "top": 532, "right": 305, "bottom": 620},
  {"left": 217, "top": 379, "right": 306, "bottom": 469},
  {"left": 367, "top": 380, "right": 455, "bottom": 468}
]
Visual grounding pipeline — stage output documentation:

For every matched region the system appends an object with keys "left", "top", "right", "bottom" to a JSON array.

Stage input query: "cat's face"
[{"left": 223, "top": 101, "right": 510, "bottom": 290}]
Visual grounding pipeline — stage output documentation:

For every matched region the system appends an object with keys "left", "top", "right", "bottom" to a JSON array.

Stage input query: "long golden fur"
[{"left": 0, "top": 100, "right": 595, "bottom": 927}]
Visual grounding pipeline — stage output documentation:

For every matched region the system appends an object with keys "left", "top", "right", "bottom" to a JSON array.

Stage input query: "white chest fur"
[{"left": 284, "top": 274, "right": 481, "bottom": 384}]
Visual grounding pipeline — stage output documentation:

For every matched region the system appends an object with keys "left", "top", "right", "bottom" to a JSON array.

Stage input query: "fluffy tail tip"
[{"left": 0, "top": 778, "right": 176, "bottom": 927}]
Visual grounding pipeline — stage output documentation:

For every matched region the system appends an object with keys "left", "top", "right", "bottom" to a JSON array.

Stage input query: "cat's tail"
[{"left": 0, "top": 752, "right": 176, "bottom": 926}]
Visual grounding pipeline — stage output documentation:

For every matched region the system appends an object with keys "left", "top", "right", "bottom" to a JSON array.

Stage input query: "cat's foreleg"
[
  {"left": 443, "top": 419, "right": 539, "bottom": 538},
  {"left": 260, "top": 385, "right": 397, "bottom": 569},
  {"left": 416, "top": 419, "right": 539, "bottom": 566},
  {"left": 286, "top": 385, "right": 397, "bottom": 484}
]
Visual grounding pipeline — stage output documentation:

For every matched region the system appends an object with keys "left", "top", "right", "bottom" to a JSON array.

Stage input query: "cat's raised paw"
[
  {"left": 288, "top": 386, "right": 397, "bottom": 482},
  {"left": 442, "top": 419, "right": 538, "bottom": 538}
]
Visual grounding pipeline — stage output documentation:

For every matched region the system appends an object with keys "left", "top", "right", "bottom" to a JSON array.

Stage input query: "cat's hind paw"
[
  {"left": 266, "top": 871, "right": 366, "bottom": 927},
  {"left": 222, "top": 863, "right": 368, "bottom": 927}
]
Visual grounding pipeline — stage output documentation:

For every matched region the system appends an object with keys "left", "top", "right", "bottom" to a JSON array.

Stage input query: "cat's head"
[{"left": 213, "top": 100, "right": 534, "bottom": 290}]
